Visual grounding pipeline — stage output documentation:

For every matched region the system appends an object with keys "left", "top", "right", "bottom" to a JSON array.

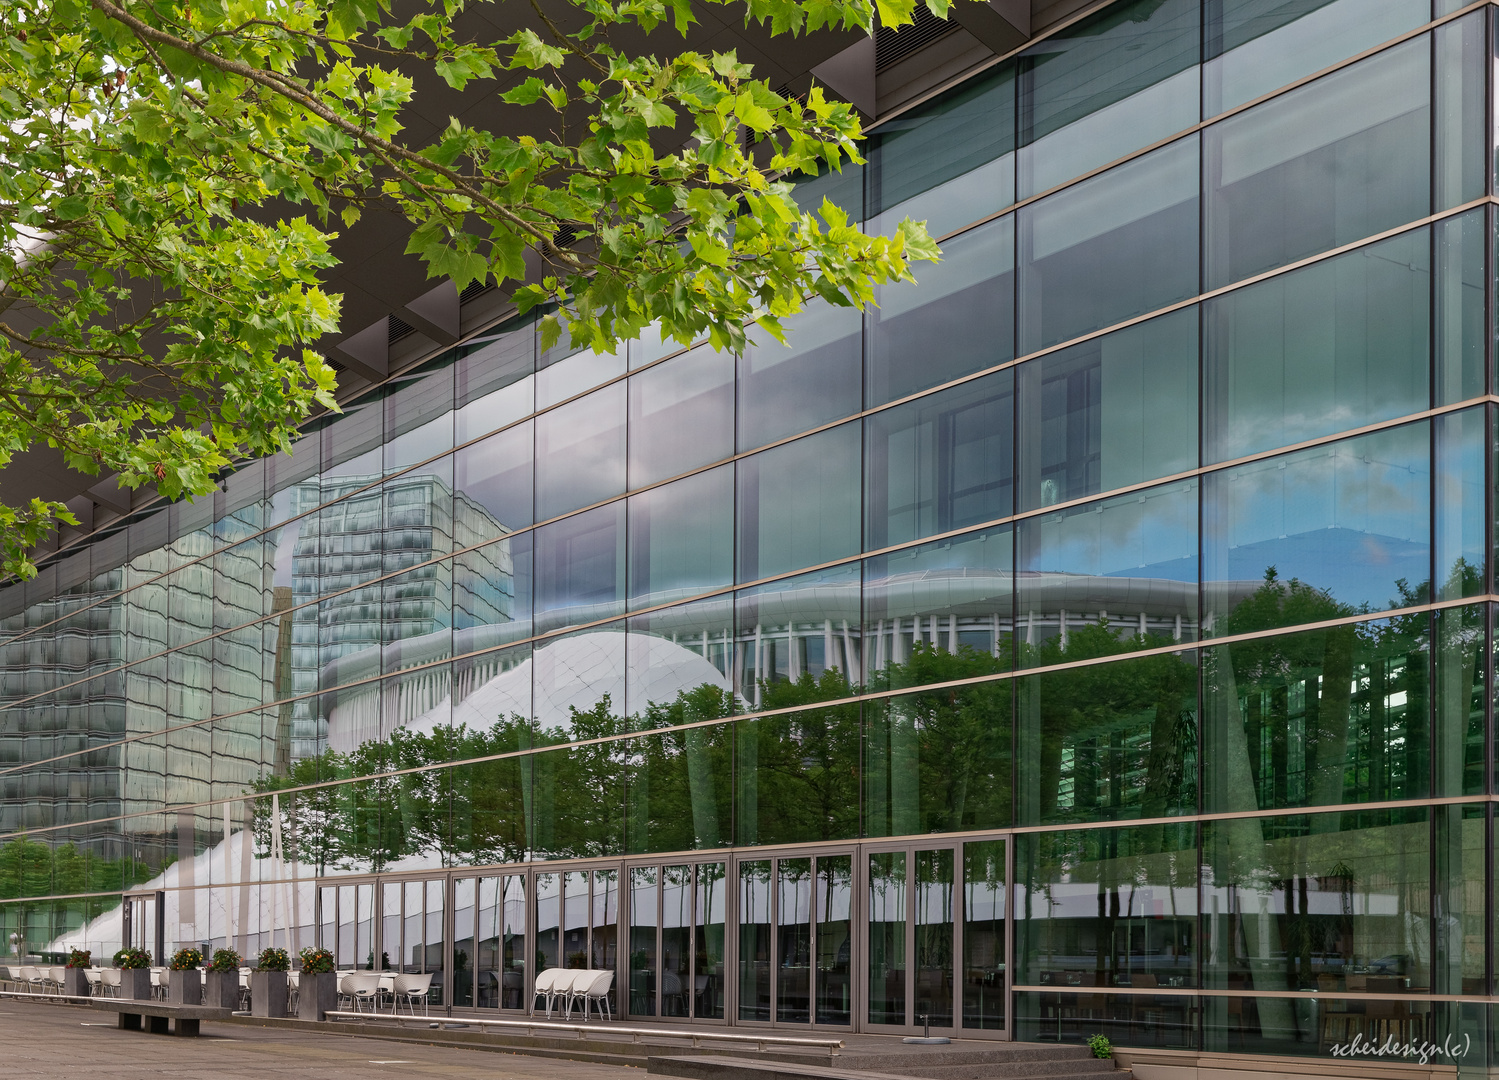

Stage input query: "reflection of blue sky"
[
  {"left": 1207, "top": 425, "right": 1429, "bottom": 609},
  {"left": 1018, "top": 481, "right": 1197, "bottom": 582}
]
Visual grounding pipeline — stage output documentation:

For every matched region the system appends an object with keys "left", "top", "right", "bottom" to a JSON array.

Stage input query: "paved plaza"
[{"left": 0, "top": 1000, "right": 643, "bottom": 1080}]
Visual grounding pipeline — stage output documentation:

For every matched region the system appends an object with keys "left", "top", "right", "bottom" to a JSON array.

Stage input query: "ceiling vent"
[
  {"left": 459, "top": 278, "right": 493, "bottom": 305},
  {"left": 875, "top": 5, "right": 958, "bottom": 73},
  {"left": 387, "top": 314, "right": 416, "bottom": 344}
]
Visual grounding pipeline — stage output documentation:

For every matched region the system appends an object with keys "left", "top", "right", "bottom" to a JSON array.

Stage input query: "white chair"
[
  {"left": 377, "top": 972, "right": 395, "bottom": 1012},
  {"left": 287, "top": 970, "right": 300, "bottom": 1012},
  {"left": 344, "top": 972, "right": 382, "bottom": 1013},
  {"left": 47, "top": 966, "right": 65, "bottom": 994},
  {"left": 84, "top": 969, "right": 102, "bottom": 996},
  {"left": 573, "top": 969, "right": 615, "bottom": 1022},
  {"left": 155, "top": 968, "right": 168, "bottom": 1001},
  {"left": 20, "top": 965, "right": 43, "bottom": 994},
  {"left": 100, "top": 968, "right": 121, "bottom": 998},
  {"left": 532, "top": 968, "right": 573, "bottom": 1019},
  {"left": 391, "top": 972, "right": 434, "bottom": 1016}
]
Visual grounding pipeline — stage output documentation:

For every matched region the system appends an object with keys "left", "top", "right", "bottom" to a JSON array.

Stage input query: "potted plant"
[
  {"left": 113, "top": 946, "right": 152, "bottom": 1001},
  {"left": 251, "top": 947, "right": 290, "bottom": 1018},
  {"left": 205, "top": 948, "right": 242, "bottom": 1010},
  {"left": 168, "top": 947, "right": 203, "bottom": 1006},
  {"left": 63, "top": 948, "right": 91, "bottom": 997},
  {"left": 297, "top": 947, "right": 338, "bottom": 1022}
]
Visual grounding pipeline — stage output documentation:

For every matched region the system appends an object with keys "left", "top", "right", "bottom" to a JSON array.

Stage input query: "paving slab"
[{"left": 0, "top": 997, "right": 645, "bottom": 1080}]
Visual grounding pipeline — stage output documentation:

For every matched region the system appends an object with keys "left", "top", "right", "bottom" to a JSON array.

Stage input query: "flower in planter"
[
  {"left": 257, "top": 947, "right": 290, "bottom": 972},
  {"left": 169, "top": 947, "right": 203, "bottom": 971},
  {"left": 112, "top": 947, "right": 151, "bottom": 970},
  {"left": 208, "top": 948, "right": 242, "bottom": 974},
  {"left": 66, "top": 948, "right": 91, "bottom": 969},
  {"left": 299, "top": 947, "right": 335, "bottom": 974}
]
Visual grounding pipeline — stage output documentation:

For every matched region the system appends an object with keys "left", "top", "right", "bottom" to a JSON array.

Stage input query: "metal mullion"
[
  {"left": 1004, "top": 834, "right": 1015, "bottom": 1041},
  {"left": 905, "top": 845, "right": 916, "bottom": 1031},
  {"left": 950, "top": 843, "right": 963, "bottom": 1036}
]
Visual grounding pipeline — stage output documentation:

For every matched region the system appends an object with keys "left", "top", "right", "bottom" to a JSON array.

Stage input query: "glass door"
[
  {"left": 865, "top": 837, "right": 1009, "bottom": 1037},
  {"left": 735, "top": 851, "right": 855, "bottom": 1029}
]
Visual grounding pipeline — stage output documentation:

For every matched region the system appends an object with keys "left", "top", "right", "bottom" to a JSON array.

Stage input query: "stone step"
[{"left": 649, "top": 1054, "right": 1132, "bottom": 1080}]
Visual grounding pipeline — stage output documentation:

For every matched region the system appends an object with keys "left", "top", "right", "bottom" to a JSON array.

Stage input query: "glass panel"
[
  {"left": 403, "top": 880, "right": 424, "bottom": 973},
  {"left": 737, "top": 562, "right": 861, "bottom": 711},
  {"left": 563, "top": 870, "right": 589, "bottom": 969},
  {"left": 1019, "top": 136, "right": 1199, "bottom": 354},
  {"left": 537, "top": 344, "right": 625, "bottom": 411},
  {"left": 1204, "top": 38, "right": 1430, "bottom": 291},
  {"left": 738, "top": 860, "right": 772, "bottom": 1021},
  {"left": 1203, "top": 616, "right": 1430, "bottom": 813},
  {"left": 477, "top": 875, "right": 527, "bottom": 1009},
  {"left": 592, "top": 869, "right": 619, "bottom": 1000},
  {"left": 1203, "top": 228, "right": 1430, "bottom": 464},
  {"left": 535, "top": 872, "right": 560, "bottom": 971},
  {"left": 662, "top": 865, "right": 692, "bottom": 1017},
  {"left": 1015, "top": 823, "right": 1197, "bottom": 1046},
  {"left": 534, "top": 502, "right": 625, "bottom": 637},
  {"left": 1017, "top": 307, "right": 1198, "bottom": 512},
  {"left": 454, "top": 321, "right": 534, "bottom": 443},
  {"left": 454, "top": 421, "right": 533, "bottom": 531},
  {"left": 868, "top": 217, "right": 1014, "bottom": 407},
  {"left": 867, "top": 851, "right": 907, "bottom": 1026},
  {"left": 1434, "top": 604, "right": 1485, "bottom": 799},
  {"left": 914, "top": 849, "right": 955, "bottom": 1029},
  {"left": 1202, "top": 423, "right": 1431, "bottom": 633},
  {"left": 626, "top": 595, "right": 736, "bottom": 728},
  {"left": 867, "top": 63, "right": 1015, "bottom": 239},
  {"left": 426, "top": 878, "right": 446, "bottom": 1002},
  {"left": 625, "top": 723, "right": 734, "bottom": 854},
  {"left": 739, "top": 302, "right": 862, "bottom": 451},
  {"left": 1434, "top": 209, "right": 1486, "bottom": 406},
  {"left": 627, "top": 466, "right": 733, "bottom": 611},
  {"left": 534, "top": 381, "right": 626, "bottom": 520},
  {"left": 695, "top": 863, "right": 727, "bottom": 1019},
  {"left": 810, "top": 855, "right": 852, "bottom": 1026},
  {"left": 1434, "top": 12, "right": 1487, "bottom": 211},
  {"left": 789, "top": 161, "right": 862, "bottom": 222},
  {"left": 530, "top": 737, "right": 626, "bottom": 857},
  {"left": 1017, "top": 648, "right": 1198, "bottom": 825},
  {"left": 1201, "top": 807, "right": 1431, "bottom": 1000},
  {"left": 1017, "top": 0, "right": 1199, "bottom": 199},
  {"left": 1203, "top": 0, "right": 1427, "bottom": 117},
  {"left": 1436, "top": 407, "right": 1486, "bottom": 599},
  {"left": 776, "top": 857, "right": 813, "bottom": 1023},
  {"left": 962, "top": 840, "right": 1006, "bottom": 1030},
  {"left": 629, "top": 866, "right": 659, "bottom": 1016},
  {"left": 383, "top": 882, "right": 401, "bottom": 972},
  {"left": 735, "top": 705, "right": 861, "bottom": 847},
  {"left": 1016, "top": 480, "right": 1199, "bottom": 665},
  {"left": 864, "top": 683, "right": 1013, "bottom": 838},
  {"left": 865, "top": 370, "right": 1013, "bottom": 551},
  {"left": 864, "top": 526, "right": 1013, "bottom": 690},
  {"left": 736, "top": 424, "right": 861, "bottom": 584},
  {"left": 628, "top": 345, "right": 735, "bottom": 489},
  {"left": 1435, "top": 805, "right": 1486, "bottom": 997}
]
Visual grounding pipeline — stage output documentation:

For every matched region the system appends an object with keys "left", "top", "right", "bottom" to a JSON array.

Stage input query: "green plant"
[
  {"left": 112, "top": 947, "right": 150, "bottom": 970},
  {"left": 169, "top": 947, "right": 202, "bottom": 971},
  {"left": 299, "top": 947, "right": 335, "bottom": 974},
  {"left": 208, "top": 948, "right": 242, "bottom": 974},
  {"left": 566, "top": 951, "right": 587, "bottom": 969},
  {"left": 65, "top": 948, "right": 90, "bottom": 969},
  {"left": 1087, "top": 1034, "right": 1113, "bottom": 1060},
  {"left": 257, "top": 947, "right": 290, "bottom": 972}
]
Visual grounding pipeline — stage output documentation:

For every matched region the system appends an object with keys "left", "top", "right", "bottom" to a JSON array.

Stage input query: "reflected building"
[{"left": 1, "top": 0, "right": 1496, "bottom": 1069}]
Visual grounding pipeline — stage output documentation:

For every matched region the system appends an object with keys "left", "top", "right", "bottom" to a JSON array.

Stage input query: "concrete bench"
[{"left": 90, "top": 998, "right": 233, "bottom": 1036}]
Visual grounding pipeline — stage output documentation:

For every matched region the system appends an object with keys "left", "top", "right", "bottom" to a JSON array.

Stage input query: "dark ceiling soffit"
[
  {"left": 400, "top": 279, "right": 461, "bottom": 346},
  {"left": 333, "top": 316, "right": 391, "bottom": 382},
  {"left": 952, "top": 0, "right": 1030, "bottom": 55},
  {"left": 812, "top": 35, "right": 877, "bottom": 116}
]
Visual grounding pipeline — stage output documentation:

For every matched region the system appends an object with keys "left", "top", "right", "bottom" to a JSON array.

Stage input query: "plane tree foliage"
[{"left": 0, "top": 0, "right": 943, "bottom": 578}]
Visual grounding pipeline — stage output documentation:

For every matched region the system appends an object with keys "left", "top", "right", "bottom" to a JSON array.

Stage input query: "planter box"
[
  {"left": 250, "top": 970, "right": 288, "bottom": 1018},
  {"left": 62, "top": 968, "right": 88, "bottom": 997},
  {"left": 298, "top": 970, "right": 338, "bottom": 1022},
  {"left": 205, "top": 969, "right": 240, "bottom": 1011},
  {"left": 168, "top": 968, "right": 201, "bottom": 1006},
  {"left": 119, "top": 967, "right": 152, "bottom": 1001}
]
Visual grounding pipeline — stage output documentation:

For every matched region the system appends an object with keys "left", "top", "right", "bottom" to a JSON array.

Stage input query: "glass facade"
[{"left": 1, "top": 0, "right": 1496, "bottom": 1060}]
